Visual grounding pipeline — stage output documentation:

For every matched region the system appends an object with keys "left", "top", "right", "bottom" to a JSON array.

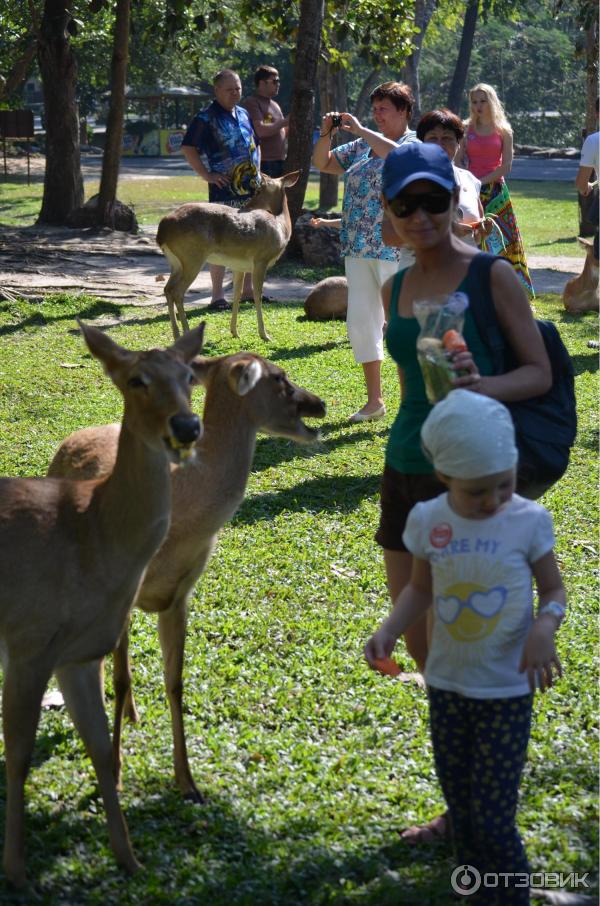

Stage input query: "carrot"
[
  {"left": 442, "top": 329, "right": 468, "bottom": 354},
  {"left": 373, "top": 656, "right": 401, "bottom": 677}
]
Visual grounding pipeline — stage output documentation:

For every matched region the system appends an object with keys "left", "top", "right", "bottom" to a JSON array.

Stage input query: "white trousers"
[{"left": 344, "top": 257, "right": 400, "bottom": 364}]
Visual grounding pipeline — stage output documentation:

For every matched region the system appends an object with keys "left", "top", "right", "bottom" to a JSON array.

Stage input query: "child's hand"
[
  {"left": 364, "top": 627, "right": 397, "bottom": 669},
  {"left": 310, "top": 217, "right": 326, "bottom": 228},
  {"left": 519, "top": 617, "right": 563, "bottom": 693}
]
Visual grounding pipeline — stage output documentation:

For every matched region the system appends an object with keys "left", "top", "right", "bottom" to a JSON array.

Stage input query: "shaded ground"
[{"left": 0, "top": 224, "right": 582, "bottom": 310}]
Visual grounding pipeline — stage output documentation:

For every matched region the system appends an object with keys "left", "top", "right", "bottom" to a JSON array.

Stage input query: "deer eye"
[{"left": 128, "top": 375, "right": 148, "bottom": 388}]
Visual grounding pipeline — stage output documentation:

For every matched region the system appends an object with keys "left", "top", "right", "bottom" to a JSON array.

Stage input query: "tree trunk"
[
  {"left": 286, "top": 0, "right": 325, "bottom": 236},
  {"left": 355, "top": 69, "right": 384, "bottom": 122},
  {"left": 584, "top": 15, "right": 599, "bottom": 135},
  {"left": 317, "top": 57, "right": 347, "bottom": 209},
  {"left": 446, "top": 0, "right": 479, "bottom": 116},
  {"left": 96, "top": 0, "right": 131, "bottom": 226},
  {"left": 401, "top": 0, "right": 437, "bottom": 124},
  {"left": 0, "top": 39, "right": 38, "bottom": 104},
  {"left": 37, "top": 0, "right": 83, "bottom": 224}
]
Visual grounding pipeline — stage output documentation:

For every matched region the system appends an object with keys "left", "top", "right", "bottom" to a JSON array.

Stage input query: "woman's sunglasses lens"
[{"left": 390, "top": 192, "right": 451, "bottom": 218}]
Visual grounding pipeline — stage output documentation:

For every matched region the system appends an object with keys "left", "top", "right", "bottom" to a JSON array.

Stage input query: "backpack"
[{"left": 466, "top": 254, "right": 577, "bottom": 493}]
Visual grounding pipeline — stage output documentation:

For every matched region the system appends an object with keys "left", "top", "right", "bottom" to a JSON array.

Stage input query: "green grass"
[
  {"left": 0, "top": 168, "right": 586, "bottom": 258},
  {"left": 0, "top": 293, "right": 596, "bottom": 904},
  {"left": 508, "top": 180, "right": 583, "bottom": 258}
]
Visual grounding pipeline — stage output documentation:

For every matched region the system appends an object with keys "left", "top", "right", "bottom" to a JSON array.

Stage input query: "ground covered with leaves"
[{"left": 0, "top": 292, "right": 596, "bottom": 904}]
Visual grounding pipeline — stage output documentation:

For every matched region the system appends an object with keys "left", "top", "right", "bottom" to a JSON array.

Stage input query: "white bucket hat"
[{"left": 421, "top": 389, "right": 518, "bottom": 479}]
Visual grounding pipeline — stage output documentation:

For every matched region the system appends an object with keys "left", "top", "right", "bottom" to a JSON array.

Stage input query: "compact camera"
[{"left": 330, "top": 114, "right": 343, "bottom": 128}]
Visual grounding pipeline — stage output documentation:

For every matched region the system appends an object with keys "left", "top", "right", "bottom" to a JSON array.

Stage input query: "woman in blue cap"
[{"left": 374, "top": 141, "right": 551, "bottom": 844}]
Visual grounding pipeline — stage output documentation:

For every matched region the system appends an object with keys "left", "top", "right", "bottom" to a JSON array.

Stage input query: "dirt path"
[{"left": 0, "top": 222, "right": 583, "bottom": 310}]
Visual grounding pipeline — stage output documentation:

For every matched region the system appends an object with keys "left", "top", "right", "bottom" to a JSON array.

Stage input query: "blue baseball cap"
[{"left": 382, "top": 142, "right": 456, "bottom": 199}]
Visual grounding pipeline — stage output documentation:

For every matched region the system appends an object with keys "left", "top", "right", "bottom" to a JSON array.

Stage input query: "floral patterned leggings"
[{"left": 428, "top": 686, "right": 534, "bottom": 906}]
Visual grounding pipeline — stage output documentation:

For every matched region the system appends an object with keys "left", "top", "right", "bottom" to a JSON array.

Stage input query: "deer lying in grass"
[
  {"left": 157, "top": 171, "right": 300, "bottom": 343},
  {"left": 0, "top": 322, "right": 204, "bottom": 887},
  {"left": 48, "top": 352, "right": 326, "bottom": 802},
  {"left": 562, "top": 236, "right": 599, "bottom": 312}
]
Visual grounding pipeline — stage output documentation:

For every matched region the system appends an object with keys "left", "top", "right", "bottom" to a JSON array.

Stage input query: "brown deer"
[
  {"left": 48, "top": 352, "right": 326, "bottom": 802},
  {"left": 0, "top": 322, "right": 205, "bottom": 887},
  {"left": 562, "top": 236, "right": 599, "bottom": 313},
  {"left": 156, "top": 171, "right": 300, "bottom": 343}
]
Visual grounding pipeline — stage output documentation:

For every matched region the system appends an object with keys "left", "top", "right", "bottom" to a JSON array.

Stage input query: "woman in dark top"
[{"left": 374, "top": 142, "right": 550, "bottom": 843}]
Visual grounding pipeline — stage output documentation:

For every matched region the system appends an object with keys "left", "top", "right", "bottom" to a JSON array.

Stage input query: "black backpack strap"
[{"left": 465, "top": 253, "right": 507, "bottom": 374}]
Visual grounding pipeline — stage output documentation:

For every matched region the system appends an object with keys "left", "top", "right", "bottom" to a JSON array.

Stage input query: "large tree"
[
  {"left": 286, "top": 0, "right": 326, "bottom": 228},
  {"left": 37, "top": 0, "right": 83, "bottom": 223},
  {"left": 96, "top": 0, "right": 132, "bottom": 226}
]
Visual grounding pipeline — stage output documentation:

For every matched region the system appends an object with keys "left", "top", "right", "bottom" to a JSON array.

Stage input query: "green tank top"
[{"left": 385, "top": 261, "right": 495, "bottom": 473}]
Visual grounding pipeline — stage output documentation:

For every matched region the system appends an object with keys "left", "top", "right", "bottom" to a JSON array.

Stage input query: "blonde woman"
[{"left": 459, "top": 83, "right": 534, "bottom": 296}]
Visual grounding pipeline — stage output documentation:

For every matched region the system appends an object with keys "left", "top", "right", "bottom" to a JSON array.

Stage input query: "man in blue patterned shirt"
[{"left": 181, "top": 69, "right": 261, "bottom": 309}]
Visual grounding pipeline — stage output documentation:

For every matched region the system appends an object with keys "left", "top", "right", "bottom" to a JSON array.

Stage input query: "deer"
[
  {"left": 156, "top": 171, "right": 300, "bottom": 344},
  {"left": 0, "top": 321, "right": 205, "bottom": 888},
  {"left": 48, "top": 352, "right": 326, "bottom": 803},
  {"left": 562, "top": 236, "right": 599, "bottom": 313}
]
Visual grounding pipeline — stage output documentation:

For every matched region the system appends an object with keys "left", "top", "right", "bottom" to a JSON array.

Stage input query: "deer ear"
[
  {"left": 283, "top": 170, "right": 300, "bottom": 189},
  {"left": 228, "top": 358, "right": 262, "bottom": 396},
  {"left": 78, "top": 320, "right": 132, "bottom": 374},
  {"left": 190, "top": 355, "right": 215, "bottom": 386},
  {"left": 171, "top": 322, "right": 206, "bottom": 362}
]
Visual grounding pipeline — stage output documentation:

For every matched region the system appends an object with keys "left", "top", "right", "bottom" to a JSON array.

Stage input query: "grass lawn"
[
  {"left": 0, "top": 168, "right": 585, "bottom": 258},
  {"left": 0, "top": 292, "right": 596, "bottom": 904}
]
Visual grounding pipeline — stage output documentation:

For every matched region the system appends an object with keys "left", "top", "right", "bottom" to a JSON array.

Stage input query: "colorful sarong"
[{"left": 480, "top": 180, "right": 534, "bottom": 297}]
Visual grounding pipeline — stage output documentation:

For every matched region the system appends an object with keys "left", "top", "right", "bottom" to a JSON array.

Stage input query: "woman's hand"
[
  {"left": 339, "top": 113, "right": 363, "bottom": 136},
  {"left": 519, "top": 616, "right": 563, "bottom": 693},
  {"left": 450, "top": 350, "right": 482, "bottom": 390},
  {"left": 474, "top": 217, "right": 494, "bottom": 244},
  {"left": 364, "top": 626, "right": 397, "bottom": 668},
  {"left": 320, "top": 112, "right": 341, "bottom": 136}
]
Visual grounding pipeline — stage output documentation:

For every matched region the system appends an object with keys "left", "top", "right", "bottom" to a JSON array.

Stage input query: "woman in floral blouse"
[{"left": 312, "top": 82, "right": 418, "bottom": 423}]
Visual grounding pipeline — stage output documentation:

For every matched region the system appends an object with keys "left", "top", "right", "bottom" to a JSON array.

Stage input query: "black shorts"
[{"left": 375, "top": 465, "right": 445, "bottom": 552}]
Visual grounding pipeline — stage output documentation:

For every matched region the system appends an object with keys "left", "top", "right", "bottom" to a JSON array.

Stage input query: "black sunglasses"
[{"left": 388, "top": 190, "right": 452, "bottom": 218}]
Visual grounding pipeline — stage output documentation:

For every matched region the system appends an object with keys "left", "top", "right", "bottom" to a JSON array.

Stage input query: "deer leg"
[
  {"left": 56, "top": 660, "right": 140, "bottom": 876},
  {"left": 163, "top": 251, "right": 204, "bottom": 339},
  {"left": 158, "top": 598, "right": 203, "bottom": 803},
  {"left": 229, "top": 271, "right": 244, "bottom": 340},
  {"left": 111, "top": 620, "right": 138, "bottom": 791},
  {"left": 2, "top": 661, "right": 51, "bottom": 888},
  {"left": 252, "top": 262, "right": 271, "bottom": 342}
]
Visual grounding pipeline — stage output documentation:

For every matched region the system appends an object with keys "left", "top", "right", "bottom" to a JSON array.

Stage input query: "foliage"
[
  {"left": 420, "top": 1, "right": 589, "bottom": 142},
  {"left": 0, "top": 288, "right": 596, "bottom": 902}
]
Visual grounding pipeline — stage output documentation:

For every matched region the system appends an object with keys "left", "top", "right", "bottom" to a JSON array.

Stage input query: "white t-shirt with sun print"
[{"left": 403, "top": 493, "right": 555, "bottom": 699}]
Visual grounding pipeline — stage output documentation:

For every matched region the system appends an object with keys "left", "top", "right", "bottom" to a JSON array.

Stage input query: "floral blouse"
[{"left": 334, "top": 130, "right": 418, "bottom": 261}]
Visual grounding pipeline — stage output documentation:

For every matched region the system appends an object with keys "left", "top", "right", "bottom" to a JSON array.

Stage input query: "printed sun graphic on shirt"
[
  {"left": 436, "top": 582, "right": 507, "bottom": 642},
  {"left": 431, "top": 554, "right": 520, "bottom": 668}
]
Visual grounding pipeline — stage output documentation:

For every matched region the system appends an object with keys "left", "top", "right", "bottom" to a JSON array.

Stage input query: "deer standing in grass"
[
  {"left": 0, "top": 322, "right": 205, "bottom": 887},
  {"left": 562, "top": 236, "right": 599, "bottom": 312},
  {"left": 48, "top": 352, "right": 326, "bottom": 802},
  {"left": 157, "top": 171, "right": 300, "bottom": 343}
]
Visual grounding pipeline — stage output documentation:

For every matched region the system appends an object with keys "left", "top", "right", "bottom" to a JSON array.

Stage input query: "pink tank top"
[{"left": 466, "top": 129, "right": 503, "bottom": 180}]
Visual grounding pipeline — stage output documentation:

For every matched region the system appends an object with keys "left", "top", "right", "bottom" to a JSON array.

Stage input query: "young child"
[{"left": 365, "top": 390, "right": 566, "bottom": 906}]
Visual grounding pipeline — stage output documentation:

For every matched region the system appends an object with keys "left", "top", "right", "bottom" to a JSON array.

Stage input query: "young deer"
[
  {"left": 0, "top": 322, "right": 204, "bottom": 887},
  {"left": 156, "top": 171, "right": 300, "bottom": 343},
  {"left": 562, "top": 236, "right": 599, "bottom": 312},
  {"left": 48, "top": 352, "right": 326, "bottom": 802}
]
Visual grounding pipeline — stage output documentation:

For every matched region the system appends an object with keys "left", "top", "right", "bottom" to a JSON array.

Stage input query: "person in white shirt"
[
  {"left": 365, "top": 390, "right": 566, "bottom": 905},
  {"left": 575, "top": 97, "right": 599, "bottom": 261}
]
